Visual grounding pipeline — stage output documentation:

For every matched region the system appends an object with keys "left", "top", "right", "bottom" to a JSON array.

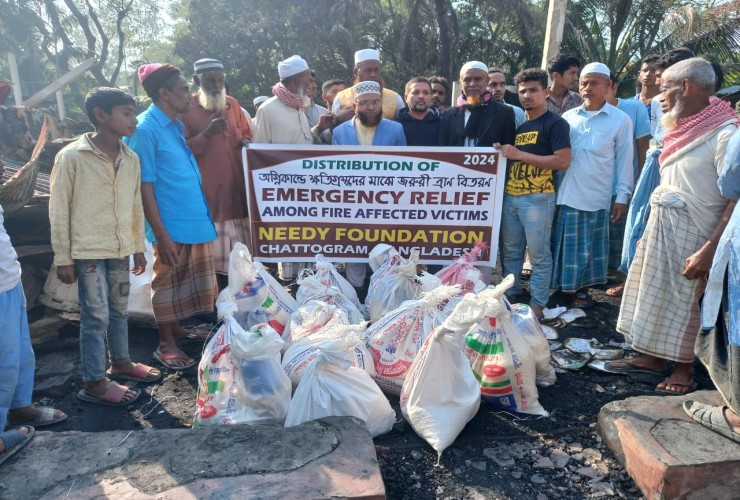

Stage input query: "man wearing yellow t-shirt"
[{"left": 495, "top": 68, "right": 571, "bottom": 318}]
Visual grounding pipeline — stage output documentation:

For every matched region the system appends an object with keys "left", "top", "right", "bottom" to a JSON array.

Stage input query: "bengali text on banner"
[{"left": 242, "top": 145, "right": 506, "bottom": 266}]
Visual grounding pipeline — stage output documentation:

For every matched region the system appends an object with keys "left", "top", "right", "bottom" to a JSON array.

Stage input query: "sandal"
[
  {"left": 153, "top": 349, "right": 196, "bottom": 371},
  {"left": 78, "top": 383, "right": 141, "bottom": 407},
  {"left": 107, "top": 363, "right": 161, "bottom": 383},
  {"left": 601, "top": 359, "right": 667, "bottom": 376},
  {"left": 6, "top": 404, "right": 66, "bottom": 429},
  {"left": 683, "top": 401, "right": 740, "bottom": 443},
  {"left": 0, "top": 426, "right": 35, "bottom": 466},
  {"left": 655, "top": 377, "right": 697, "bottom": 395}
]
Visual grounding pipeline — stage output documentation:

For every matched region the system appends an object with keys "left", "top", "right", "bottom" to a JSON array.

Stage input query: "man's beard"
[
  {"left": 357, "top": 109, "right": 382, "bottom": 127},
  {"left": 297, "top": 86, "right": 311, "bottom": 108},
  {"left": 661, "top": 99, "right": 683, "bottom": 131},
  {"left": 198, "top": 88, "right": 226, "bottom": 112},
  {"left": 411, "top": 101, "right": 428, "bottom": 113}
]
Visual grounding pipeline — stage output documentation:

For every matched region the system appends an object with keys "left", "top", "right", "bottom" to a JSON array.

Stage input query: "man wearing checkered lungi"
[{"left": 551, "top": 62, "right": 634, "bottom": 308}]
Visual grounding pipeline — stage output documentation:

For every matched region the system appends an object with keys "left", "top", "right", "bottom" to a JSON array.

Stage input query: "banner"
[{"left": 243, "top": 145, "right": 505, "bottom": 266}]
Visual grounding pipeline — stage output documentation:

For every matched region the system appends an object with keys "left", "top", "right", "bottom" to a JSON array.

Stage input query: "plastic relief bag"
[
  {"left": 400, "top": 297, "right": 483, "bottom": 460},
  {"left": 284, "top": 300, "right": 350, "bottom": 343},
  {"left": 282, "top": 323, "right": 374, "bottom": 386},
  {"left": 464, "top": 275, "right": 548, "bottom": 416},
  {"left": 509, "top": 302, "right": 556, "bottom": 387},
  {"left": 364, "top": 285, "right": 460, "bottom": 394},
  {"left": 435, "top": 241, "right": 487, "bottom": 295},
  {"left": 309, "top": 254, "right": 363, "bottom": 311},
  {"left": 365, "top": 248, "right": 421, "bottom": 322},
  {"left": 284, "top": 335, "right": 395, "bottom": 437},
  {"left": 227, "top": 243, "right": 297, "bottom": 341},
  {"left": 296, "top": 275, "right": 364, "bottom": 324}
]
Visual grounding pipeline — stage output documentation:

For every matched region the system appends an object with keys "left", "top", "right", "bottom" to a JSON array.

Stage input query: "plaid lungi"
[
  {"left": 551, "top": 206, "right": 609, "bottom": 292},
  {"left": 151, "top": 241, "right": 217, "bottom": 323},
  {"left": 617, "top": 198, "right": 705, "bottom": 363},
  {"left": 213, "top": 218, "right": 251, "bottom": 274}
]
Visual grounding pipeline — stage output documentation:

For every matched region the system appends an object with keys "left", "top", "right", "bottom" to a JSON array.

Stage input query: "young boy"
[{"left": 50, "top": 87, "right": 161, "bottom": 406}]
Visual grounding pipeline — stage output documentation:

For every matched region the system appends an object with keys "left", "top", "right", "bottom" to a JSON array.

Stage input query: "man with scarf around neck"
[
  {"left": 253, "top": 55, "right": 331, "bottom": 283},
  {"left": 438, "top": 61, "right": 516, "bottom": 284},
  {"left": 180, "top": 58, "right": 254, "bottom": 284},
  {"left": 551, "top": 62, "right": 634, "bottom": 309},
  {"left": 609, "top": 58, "right": 738, "bottom": 395}
]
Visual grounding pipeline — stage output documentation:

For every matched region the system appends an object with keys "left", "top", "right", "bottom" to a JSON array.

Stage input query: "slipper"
[
  {"left": 78, "top": 383, "right": 141, "bottom": 407},
  {"left": 560, "top": 308, "right": 586, "bottom": 324},
  {"left": 153, "top": 349, "right": 196, "bottom": 371},
  {"left": 606, "top": 284, "right": 624, "bottom": 297},
  {"left": 0, "top": 426, "right": 35, "bottom": 466},
  {"left": 601, "top": 359, "right": 668, "bottom": 376},
  {"left": 107, "top": 363, "right": 162, "bottom": 383},
  {"left": 6, "top": 404, "right": 66, "bottom": 429},
  {"left": 655, "top": 378, "right": 697, "bottom": 395},
  {"left": 570, "top": 292, "right": 594, "bottom": 309},
  {"left": 683, "top": 401, "right": 740, "bottom": 443}
]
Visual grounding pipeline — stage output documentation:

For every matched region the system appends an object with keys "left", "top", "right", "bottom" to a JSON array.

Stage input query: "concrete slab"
[
  {"left": 0, "top": 416, "right": 385, "bottom": 499},
  {"left": 598, "top": 390, "right": 740, "bottom": 500}
]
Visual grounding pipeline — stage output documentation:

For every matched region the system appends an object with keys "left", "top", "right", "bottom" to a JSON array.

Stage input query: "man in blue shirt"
[
  {"left": 127, "top": 63, "right": 218, "bottom": 370},
  {"left": 552, "top": 62, "right": 634, "bottom": 308}
]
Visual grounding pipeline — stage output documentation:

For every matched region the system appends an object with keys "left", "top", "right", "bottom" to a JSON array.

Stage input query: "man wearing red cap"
[{"left": 126, "top": 63, "right": 218, "bottom": 370}]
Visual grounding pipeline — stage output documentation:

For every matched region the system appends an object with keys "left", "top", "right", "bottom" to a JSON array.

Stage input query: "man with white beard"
[
  {"left": 253, "top": 55, "right": 327, "bottom": 283},
  {"left": 181, "top": 58, "right": 254, "bottom": 281}
]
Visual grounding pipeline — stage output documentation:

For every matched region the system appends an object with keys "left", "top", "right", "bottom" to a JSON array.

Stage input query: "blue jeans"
[
  {"left": 500, "top": 193, "right": 556, "bottom": 308},
  {"left": 76, "top": 258, "right": 131, "bottom": 382},
  {"left": 0, "top": 282, "right": 35, "bottom": 432}
]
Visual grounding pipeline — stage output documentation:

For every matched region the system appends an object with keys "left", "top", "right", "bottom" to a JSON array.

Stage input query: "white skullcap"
[
  {"left": 581, "top": 62, "right": 611, "bottom": 78},
  {"left": 253, "top": 96, "right": 269, "bottom": 107},
  {"left": 354, "top": 81, "right": 381, "bottom": 96},
  {"left": 459, "top": 61, "right": 489, "bottom": 77},
  {"left": 278, "top": 55, "right": 309, "bottom": 80},
  {"left": 355, "top": 49, "right": 381, "bottom": 65},
  {"left": 194, "top": 58, "right": 224, "bottom": 74}
]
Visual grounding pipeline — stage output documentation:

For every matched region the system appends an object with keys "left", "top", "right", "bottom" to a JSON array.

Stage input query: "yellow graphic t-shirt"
[{"left": 504, "top": 111, "right": 571, "bottom": 196}]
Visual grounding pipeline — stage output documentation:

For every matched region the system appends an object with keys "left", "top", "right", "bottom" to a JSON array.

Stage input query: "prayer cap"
[
  {"left": 581, "top": 62, "right": 611, "bottom": 78},
  {"left": 278, "top": 55, "right": 309, "bottom": 80},
  {"left": 354, "top": 81, "right": 381, "bottom": 96},
  {"left": 138, "top": 63, "right": 182, "bottom": 100},
  {"left": 459, "top": 61, "right": 488, "bottom": 77},
  {"left": 354, "top": 49, "right": 381, "bottom": 65},
  {"left": 194, "top": 58, "right": 224, "bottom": 74},
  {"left": 253, "top": 95, "right": 269, "bottom": 107}
]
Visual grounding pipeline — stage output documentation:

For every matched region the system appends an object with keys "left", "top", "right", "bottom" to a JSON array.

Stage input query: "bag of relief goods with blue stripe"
[
  {"left": 365, "top": 247, "right": 421, "bottom": 322},
  {"left": 364, "top": 284, "right": 460, "bottom": 395},
  {"left": 463, "top": 275, "right": 548, "bottom": 416},
  {"left": 400, "top": 293, "right": 484, "bottom": 461},
  {"left": 305, "top": 254, "right": 364, "bottom": 312},
  {"left": 195, "top": 301, "right": 291, "bottom": 426},
  {"left": 227, "top": 243, "right": 297, "bottom": 342}
]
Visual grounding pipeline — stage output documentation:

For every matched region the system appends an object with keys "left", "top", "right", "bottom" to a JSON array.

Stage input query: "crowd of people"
[{"left": 1, "top": 45, "right": 739, "bottom": 464}]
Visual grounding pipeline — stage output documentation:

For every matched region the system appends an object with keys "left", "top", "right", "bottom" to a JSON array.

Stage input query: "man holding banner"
[{"left": 332, "top": 80, "right": 407, "bottom": 290}]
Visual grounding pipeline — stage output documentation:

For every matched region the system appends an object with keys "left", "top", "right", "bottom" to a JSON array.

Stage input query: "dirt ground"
[{"left": 31, "top": 274, "right": 713, "bottom": 500}]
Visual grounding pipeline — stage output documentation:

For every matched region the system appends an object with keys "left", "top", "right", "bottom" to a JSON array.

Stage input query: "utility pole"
[
  {"left": 541, "top": 0, "right": 568, "bottom": 70},
  {"left": 8, "top": 53, "right": 23, "bottom": 105}
]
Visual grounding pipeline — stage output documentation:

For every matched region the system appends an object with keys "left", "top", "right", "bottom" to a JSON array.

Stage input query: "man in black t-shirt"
[{"left": 494, "top": 68, "right": 571, "bottom": 318}]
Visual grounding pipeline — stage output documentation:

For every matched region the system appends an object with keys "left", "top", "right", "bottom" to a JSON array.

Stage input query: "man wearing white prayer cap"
[
  {"left": 332, "top": 48, "right": 406, "bottom": 121},
  {"left": 332, "top": 81, "right": 406, "bottom": 290},
  {"left": 253, "top": 55, "right": 328, "bottom": 282},
  {"left": 550, "top": 61, "right": 634, "bottom": 308},
  {"left": 438, "top": 60, "right": 516, "bottom": 284}
]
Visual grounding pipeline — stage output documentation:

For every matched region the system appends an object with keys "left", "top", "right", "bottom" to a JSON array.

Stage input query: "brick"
[{"left": 598, "top": 390, "right": 740, "bottom": 499}]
